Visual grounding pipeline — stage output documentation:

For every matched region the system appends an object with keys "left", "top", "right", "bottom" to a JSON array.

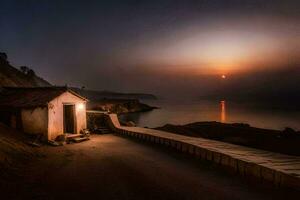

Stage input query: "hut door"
[{"left": 63, "top": 104, "right": 75, "bottom": 133}]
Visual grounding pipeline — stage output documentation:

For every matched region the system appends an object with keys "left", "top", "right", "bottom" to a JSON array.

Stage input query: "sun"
[{"left": 221, "top": 74, "right": 226, "bottom": 79}]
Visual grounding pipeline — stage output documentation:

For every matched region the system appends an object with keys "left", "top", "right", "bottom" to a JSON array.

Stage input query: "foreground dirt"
[
  {"left": 2, "top": 134, "right": 299, "bottom": 200},
  {"left": 0, "top": 123, "right": 36, "bottom": 176}
]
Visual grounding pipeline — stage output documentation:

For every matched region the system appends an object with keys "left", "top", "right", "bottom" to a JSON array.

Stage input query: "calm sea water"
[{"left": 119, "top": 100, "right": 300, "bottom": 131}]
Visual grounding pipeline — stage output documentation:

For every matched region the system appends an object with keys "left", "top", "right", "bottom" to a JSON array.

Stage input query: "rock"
[
  {"left": 80, "top": 128, "right": 90, "bottom": 136},
  {"left": 55, "top": 134, "right": 66, "bottom": 142},
  {"left": 48, "top": 140, "right": 63, "bottom": 146},
  {"left": 125, "top": 121, "right": 136, "bottom": 127},
  {"left": 27, "top": 141, "right": 41, "bottom": 147}
]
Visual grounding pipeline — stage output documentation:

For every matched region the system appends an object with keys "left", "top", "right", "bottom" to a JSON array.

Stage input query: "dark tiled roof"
[{"left": 0, "top": 87, "right": 87, "bottom": 109}]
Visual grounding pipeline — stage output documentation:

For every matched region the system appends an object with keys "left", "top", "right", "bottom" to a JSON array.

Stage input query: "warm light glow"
[
  {"left": 220, "top": 100, "right": 226, "bottom": 123},
  {"left": 77, "top": 103, "right": 85, "bottom": 110},
  {"left": 221, "top": 75, "right": 226, "bottom": 79}
]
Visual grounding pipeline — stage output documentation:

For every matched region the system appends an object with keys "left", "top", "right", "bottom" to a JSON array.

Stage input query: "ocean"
[{"left": 119, "top": 99, "right": 300, "bottom": 130}]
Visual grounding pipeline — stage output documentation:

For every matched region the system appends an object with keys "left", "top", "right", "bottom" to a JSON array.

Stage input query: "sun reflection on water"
[{"left": 220, "top": 100, "right": 226, "bottom": 123}]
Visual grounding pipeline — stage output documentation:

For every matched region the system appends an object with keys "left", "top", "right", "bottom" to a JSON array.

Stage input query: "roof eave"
[{"left": 67, "top": 89, "right": 89, "bottom": 102}]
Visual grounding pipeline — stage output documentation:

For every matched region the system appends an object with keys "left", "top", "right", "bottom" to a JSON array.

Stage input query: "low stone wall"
[
  {"left": 86, "top": 111, "right": 107, "bottom": 130},
  {"left": 105, "top": 114, "right": 300, "bottom": 191}
]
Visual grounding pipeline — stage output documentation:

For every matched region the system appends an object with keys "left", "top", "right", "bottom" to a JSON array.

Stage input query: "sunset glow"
[
  {"left": 1, "top": 0, "right": 299, "bottom": 98},
  {"left": 1, "top": 1, "right": 300, "bottom": 199}
]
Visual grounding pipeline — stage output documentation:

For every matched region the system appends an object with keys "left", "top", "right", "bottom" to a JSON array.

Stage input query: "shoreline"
[{"left": 155, "top": 121, "right": 300, "bottom": 156}]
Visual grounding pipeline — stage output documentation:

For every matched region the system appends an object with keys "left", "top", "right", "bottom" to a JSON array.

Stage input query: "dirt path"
[{"left": 4, "top": 134, "right": 299, "bottom": 200}]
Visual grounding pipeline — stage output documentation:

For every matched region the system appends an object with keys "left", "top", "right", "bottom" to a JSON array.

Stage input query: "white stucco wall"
[
  {"left": 21, "top": 107, "right": 48, "bottom": 138},
  {"left": 48, "top": 91, "right": 87, "bottom": 140}
]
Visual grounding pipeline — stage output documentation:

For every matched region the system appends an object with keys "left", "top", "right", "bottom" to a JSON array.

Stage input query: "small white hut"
[{"left": 0, "top": 87, "right": 87, "bottom": 140}]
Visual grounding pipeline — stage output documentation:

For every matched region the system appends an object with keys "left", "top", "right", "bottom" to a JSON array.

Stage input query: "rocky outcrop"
[
  {"left": 71, "top": 87, "right": 157, "bottom": 101},
  {"left": 71, "top": 87, "right": 158, "bottom": 114},
  {"left": 88, "top": 99, "right": 157, "bottom": 114}
]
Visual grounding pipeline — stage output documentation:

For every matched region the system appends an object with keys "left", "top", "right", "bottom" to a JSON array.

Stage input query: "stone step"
[
  {"left": 65, "top": 133, "right": 82, "bottom": 139},
  {"left": 65, "top": 133, "right": 90, "bottom": 143},
  {"left": 71, "top": 137, "right": 90, "bottom": 143}
]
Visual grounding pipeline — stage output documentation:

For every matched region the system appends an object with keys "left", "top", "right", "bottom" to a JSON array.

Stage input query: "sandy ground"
[{"left": 2, "top": 134, "right": 299, "bottom": 200}]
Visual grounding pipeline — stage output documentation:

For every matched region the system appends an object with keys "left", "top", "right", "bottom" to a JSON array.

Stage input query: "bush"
[
  {"left": 0, "top": 52, "right": 8, "bottom": 60},
  {"left": 20, "top": 66, "right": 36, "bottom": 77},
  {"left": 280, "top": 127, "right": 298, "bottom": 138}
]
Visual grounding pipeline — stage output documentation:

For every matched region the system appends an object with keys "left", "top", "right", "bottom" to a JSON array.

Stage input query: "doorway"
[{"left": 63, "top": 104, "right": 76, "bottom": 134}]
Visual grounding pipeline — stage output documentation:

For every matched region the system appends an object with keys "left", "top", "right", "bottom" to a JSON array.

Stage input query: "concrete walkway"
[
  {"left": 6, "top": 135, "right": 298, "bottom": 200},
  {"left": 107, "top": 114, "right": 300, "bottom": 190}
]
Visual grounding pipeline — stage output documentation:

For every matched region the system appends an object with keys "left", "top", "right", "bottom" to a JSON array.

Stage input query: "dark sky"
[{"left": 1, "top": 0, "right": 299, "bottom": 98}]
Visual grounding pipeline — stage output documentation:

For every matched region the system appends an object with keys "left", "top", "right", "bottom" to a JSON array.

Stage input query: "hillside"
[
  {"left": 0, "top": 52, "right": 156, "bottom": 114},
  {"left": 0, "top": 52, "right": 51, "bottom": 87}
]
